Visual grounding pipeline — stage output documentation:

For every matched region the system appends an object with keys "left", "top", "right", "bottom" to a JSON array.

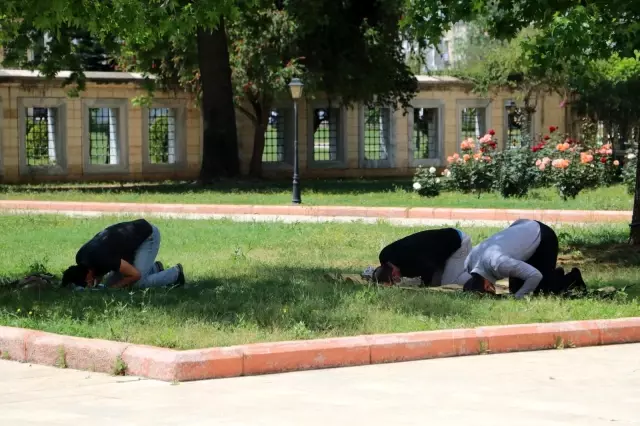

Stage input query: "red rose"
[
  {"left": 532, "top": 146, "right": 540, "bottom": 152},
  {"left": 544, "top": 135, "right": 550, "bottom": 140},
  {"left": 488, "top": 129, "right": 495, "bottom": 136},
  {"left": 549, "top": 126, "right": 557, "bottom": 133},
  {"left": 600, "top": 157, "right": 607, "bottom": 164}
]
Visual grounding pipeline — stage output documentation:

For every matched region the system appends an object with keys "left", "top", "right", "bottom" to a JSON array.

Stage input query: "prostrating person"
[
  {"left": 372, "top": 228, "right": 472, "bottom": 287},
  {"left": 463, "top": 219, "right": 585, "bottom": 298},
  {"left": 62, "top": 218, "right": 185, "bottom": 290}
]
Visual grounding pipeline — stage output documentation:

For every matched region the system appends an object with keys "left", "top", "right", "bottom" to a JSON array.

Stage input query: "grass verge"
[
  {"left": 0, "top": 180, "right": 633, "bottom": 211},
  {"left": 0, "top": 214, "right": 638, "bottom": 350}
]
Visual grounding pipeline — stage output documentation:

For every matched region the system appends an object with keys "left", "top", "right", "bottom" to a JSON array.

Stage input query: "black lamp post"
[{"left": 289, "top": 78, "right": 304, "bottom": 204}]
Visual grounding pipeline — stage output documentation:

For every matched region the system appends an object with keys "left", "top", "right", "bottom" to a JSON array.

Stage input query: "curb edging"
[
  {"left": 1, "top": 318, "right": 639, "bottom": 381},
  {"left": 0, "top": 200, "right": 632, "bottom": 223}
]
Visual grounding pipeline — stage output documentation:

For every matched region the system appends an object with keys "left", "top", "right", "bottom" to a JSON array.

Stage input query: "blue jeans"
[{"left": 105, "top": 225, "right": 180, "bottom": 289}]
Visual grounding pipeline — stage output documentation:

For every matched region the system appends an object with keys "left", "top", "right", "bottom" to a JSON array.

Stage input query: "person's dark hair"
[
  {"left": 61, "top": 265, "right": 89, "bottom": 287},
  {"left": 463, "top": 273, "right": 486, "bottom": 293},
  {"left": 373, "top": 264, "right": 393, "bottom": 284}
]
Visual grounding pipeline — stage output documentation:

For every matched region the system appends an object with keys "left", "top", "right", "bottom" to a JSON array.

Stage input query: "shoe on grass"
[
  {"left": 155, "top": 261, "right": 164, "bottom": 272},
  {"left": 169, "top": 263, "right": 185, "bottom": 288}
]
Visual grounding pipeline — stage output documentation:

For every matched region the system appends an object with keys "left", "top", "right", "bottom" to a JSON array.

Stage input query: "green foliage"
[
  {"left": 228, "top": 3, "right": 302, "bottom": 121},
  {"left": 412, "top": 166, "right": 442, "bottom": 197},
  {"left": 623, "top": 150, "right": 638, "bottom": 195},
  {"left": 444, "top": 133, "right": 498, "bottom": 195},
  {"left": 550, "top": 158, "right": 588, "bottom": 200},
  {"left": 2, "top": 214, "right": 638, "bottom": 349},
  {"left": 447, "top": 23, "right": 564, "bottom": 124},
  {"left": 571, "top": 53, "right": 640, "bottom": 130},
  {"left": 493, "top": 147, "right": 537, "bottom": 198},
  {"left": 1, "top": 23, "right": 118, "bottom": 90},
  {"left": 149, "top": 117, "right": 170, "bottom": 164},
  {"left": 25, "top": 120, "right": 52, "bottom": 165}
]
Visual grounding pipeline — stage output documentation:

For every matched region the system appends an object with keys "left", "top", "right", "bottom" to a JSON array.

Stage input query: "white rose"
[
  {"left": 628, "top": 154, "right": 636, "bottom": 160},
  {"left": 435, "top": 178, "right": 440, "bottom": 184},
  {"left": 443, "top": 169, "right": 451, "bottom": 177},
  {"left": 429, "top": 167, "right": 436, "bottom": 174},
  {"left": 413, "top": 182, "right": 422, "bottom": 190}
]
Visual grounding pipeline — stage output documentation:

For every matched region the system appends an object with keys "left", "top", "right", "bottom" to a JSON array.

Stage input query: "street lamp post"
[{"left": 289, "top": 78, "right": 304, "bottom": 204}]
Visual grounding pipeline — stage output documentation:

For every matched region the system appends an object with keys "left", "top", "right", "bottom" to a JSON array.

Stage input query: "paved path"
[
  {"left": 2, "top": 344, "right": 639, "bottom": 425},
  {"left": 0, "top": 200, "right": 631, "bottom": 227}
]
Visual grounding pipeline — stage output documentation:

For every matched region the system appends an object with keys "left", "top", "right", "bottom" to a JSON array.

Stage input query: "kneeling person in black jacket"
[
  {"left": 62, "top": 219, "right": 185, "bottom": 290},
  {"left": 373, "top": 228, "right": 472, "bottom": 286}
]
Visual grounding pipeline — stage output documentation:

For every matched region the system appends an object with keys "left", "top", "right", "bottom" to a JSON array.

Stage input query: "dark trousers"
[{"left": 509, "top": 221, "right": 560, "bottom": 295}]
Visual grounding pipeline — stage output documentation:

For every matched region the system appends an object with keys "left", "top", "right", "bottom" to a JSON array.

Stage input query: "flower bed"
[{"left": 413, "top": 126, "right": 627, "bottom": 200}]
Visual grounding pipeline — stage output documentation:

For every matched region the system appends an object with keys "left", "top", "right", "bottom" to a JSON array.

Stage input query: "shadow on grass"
[
  {"left": 1, "top": 262, "right": 637, "bottom": 338},
  {"left": 0, "top": 178, "right": 411, "bottom": 197},
  {"left": 0, "top": 265, "right": 505, "bottom": 342},
  {"left": 558, "top": 229, "right": 640, "bottom": 267}
]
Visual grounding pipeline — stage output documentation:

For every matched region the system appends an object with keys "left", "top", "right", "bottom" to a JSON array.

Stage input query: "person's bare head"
[
  {"left": 373, "top": 262, "right": 401, "bottom": 284},
  {"left": 463, "top": 273, "right": 496, "bottom": 294},
  {"left": 61, "top": 265, "right": 94, "bottom": 287}
]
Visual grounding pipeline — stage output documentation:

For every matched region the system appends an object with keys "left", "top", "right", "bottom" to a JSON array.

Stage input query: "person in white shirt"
[{"left": 463, "top": 219, "right": 582, "bottom": 298}]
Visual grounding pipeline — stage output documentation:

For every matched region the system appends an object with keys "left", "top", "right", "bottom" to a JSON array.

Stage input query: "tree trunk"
[
  {"left": 630, "top": 143, "right": 640, "bottom": 244},
  {"left": 248, "top": 101, "right": 270, "bottom": 178},
  {"left": 196, "top": 20, "right": 240, "bottom": 182}
]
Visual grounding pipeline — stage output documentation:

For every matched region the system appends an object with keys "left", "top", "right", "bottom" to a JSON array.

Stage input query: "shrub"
[
  {"left": 25, "top": 120, "right": 53, "bottom": 165},
  {"left": 547, "top": 157, "right": 583, "bottom": 199},
  {"left": 445, "top": 151, "right": 473, "bottom": 193},
  {"left": 623, "top": 148, "right": 637, "bottom": 195},
  {"left": 594, "top": 143, "right": 622, "bottom": 186},
  {"left": 412, "top": 166, "right": 442, "bottom": 197},
  {"left": 446, "top": 131, "right": 498, "bottom": 195},
  {"left": 493, "top": 147, "right": 538, "bottom": 198},
  {"left": 149, "top": 116, "right": 170, "bottom": 163}
]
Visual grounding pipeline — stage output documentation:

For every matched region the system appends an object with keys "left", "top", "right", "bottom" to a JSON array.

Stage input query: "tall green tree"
[
  {"left": 0, "top": 0, "right": 478, "bottom": 180},
  {"left": 0, "top": 0, "right": 240, "bottom": 181},
  {"left": 118, "top": 0, "right": 474, "bottom": 178},
  {"left": 446, "top": 24, "right": 568, "bottom": 139},
  {"left": 473, "top": 0, "right": 640, "bottom": 243}
]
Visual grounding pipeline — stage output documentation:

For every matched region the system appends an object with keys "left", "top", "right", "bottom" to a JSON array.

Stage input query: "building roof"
[
  {"left": 0, "top": 69, "right": 464, "bottom": 82},
  {"left": 0, "top": 68, "right": 153, "bottom": 83}
]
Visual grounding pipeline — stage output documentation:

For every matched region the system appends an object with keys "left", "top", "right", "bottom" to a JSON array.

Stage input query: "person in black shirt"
[
  {"left": 62, "top": 219, "right": 185, "bottom": 290},
  {"left": 373, "top": 228, "right": 472, "bottom": 286}
]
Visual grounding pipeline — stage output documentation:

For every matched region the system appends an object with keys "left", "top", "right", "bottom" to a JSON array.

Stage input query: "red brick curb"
[
  {"left": 1, "top": 318, "right": 639, "bottom": 381},
  {"left": 0, "top": 200, "right": 632, "bottom": 223}
]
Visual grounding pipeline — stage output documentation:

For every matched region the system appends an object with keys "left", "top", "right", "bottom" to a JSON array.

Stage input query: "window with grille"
[
  {"left": 89, "top": 107, "right": 120, "bottom": 165},
  {"left": 413, "top": 107, "right": 439, "bottom": 159},
  {"left": 263, "top": 109, "right": 286, "bottom": 163},
  {"left": 312, "top": 107, "right": 340, "bottom": 162},
  {"left": 460, "top": 107, "right": 486, "bottom": 139},
  {"left": 148, "top": 107, "right": 177, "bottom": 164},
  {"left": 505, "top": 106, "right": 532, "bottom": 148},
  {"left": 24, "top": 107, "right": 59, "bottom": 166},
  {"left": 363, "top": 107, "right": 392, "bottom": 161}
]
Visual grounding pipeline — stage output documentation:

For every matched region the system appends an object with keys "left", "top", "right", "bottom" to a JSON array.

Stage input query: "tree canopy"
[{"left": 0, "top": 0, "right": 481, "bottom": 178}]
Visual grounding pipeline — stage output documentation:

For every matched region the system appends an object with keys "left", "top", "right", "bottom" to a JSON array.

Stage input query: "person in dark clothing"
[
  {"left": 463, "top": 219, "right": 586, "bottom": 298},
  {"left": 62, "top": 219, "right": 185, "bottom": 290},
  {"left": 373, "top": 228, "right": 472, "bottom": 286}
]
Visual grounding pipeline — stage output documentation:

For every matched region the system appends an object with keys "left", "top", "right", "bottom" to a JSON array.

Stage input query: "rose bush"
[
  {"left": 623, "top": 147, "right": 637, "bottom": 195},
  {"left": 493, "top": 146, "right": 538, "bottom": 198},
  {"left": 412, "top": 165, "right": 442, "bottom": 197},
  {"left": 446, "top": 131, "right": 498, "bottom": 195},
  {"left": 430, "top": 125, "right": 622, "bottom": 201},
  {"left": 530, "top": 126, "right": 619, "bottom": 199}
]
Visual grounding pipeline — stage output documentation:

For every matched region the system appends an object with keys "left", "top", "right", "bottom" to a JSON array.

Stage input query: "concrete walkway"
[
  {"left": 2, "top": 344, "right": 639, "bottom": 425},
  {"left": 0, "top": 199, "right": 631, "bottom": 227}
]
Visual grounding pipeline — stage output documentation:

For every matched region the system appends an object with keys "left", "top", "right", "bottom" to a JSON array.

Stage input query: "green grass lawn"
[
  {"left": 0, "top": 214, "right": 638, "bottom": 349},
  {"left": 0, "top": 180, "right": 633, "bottom": 210}
]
